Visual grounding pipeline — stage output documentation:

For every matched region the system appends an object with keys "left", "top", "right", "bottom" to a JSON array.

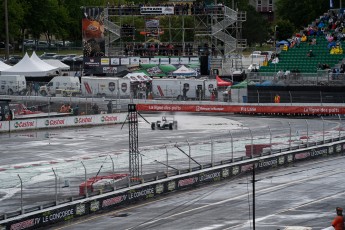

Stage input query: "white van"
[
  {"left": 0, "top": 75, "right": 27, "bottom": 95},
  {"left": 40, "top": 76, "right": 80, "bottom": 97}
]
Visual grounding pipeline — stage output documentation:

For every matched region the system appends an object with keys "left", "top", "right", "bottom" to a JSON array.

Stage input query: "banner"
[
  {"left": 0, "top": 121, "right": 9, "bottom": 132},
  {"left": 145, "top": 19, "right": 160, "bottom": 28},
  {"left": 82, "top": 7, "right": 105, "bottom": 57},
  {"left": 140, "top": 7, "right": 174, "bottom": 15},
  {"left": 136, "top": 104, "right": 345, "bottom": 115}
]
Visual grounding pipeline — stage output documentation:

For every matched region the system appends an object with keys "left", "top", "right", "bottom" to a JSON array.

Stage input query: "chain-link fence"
[{"left": 0, "top": 117, "right": 343, "bottom": 217}]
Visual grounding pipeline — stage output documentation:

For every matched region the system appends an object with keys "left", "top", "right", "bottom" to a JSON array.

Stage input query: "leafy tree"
[
  {"left": 275, "top": 19, "right": 294, "bottom": 41},
  {"left": 275, "top": 0, "right": 329, "bottom": 29}
]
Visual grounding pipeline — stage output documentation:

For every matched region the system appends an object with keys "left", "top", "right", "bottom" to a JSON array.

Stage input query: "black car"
[
  {"left": 7, "top": 55, "right": 22, "bottom": 65},
  {"left": 0, "top": 42, "right": 13, "bottom": 50}
]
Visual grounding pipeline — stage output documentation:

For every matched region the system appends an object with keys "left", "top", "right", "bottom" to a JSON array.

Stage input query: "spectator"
[
  {"left": 92, "top": 103, "right": 99, "bottom": 114},
  {"left": 307, "top": 50, "right": 314, "bottom": 57},
  {"left": 73, "top": 105, "right": 79, "bottom": 116},
  {"left": 107, "top": 100, "right": 113, "bottom": 114},
  {"left": 331, "top": 207, "right": 344, "bottom": 230}
]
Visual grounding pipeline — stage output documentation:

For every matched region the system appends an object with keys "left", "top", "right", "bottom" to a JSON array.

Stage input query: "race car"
[{"left": 151, "top": 116, "right": 178, "bottom": 130}]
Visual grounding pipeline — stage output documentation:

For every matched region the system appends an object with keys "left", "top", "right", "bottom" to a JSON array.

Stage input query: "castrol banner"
[
  {"left": 37, "top": 118, "right": 69, "bottom": 128},
  {"left": 10, "top": 119, "right": 37, "bottom": 131},
  {"left": 97, "top": 113, "right": 127, "bottom": 124},
  {"left": 136, "top": 104, "right": 345, "bottom": 115},
  {"left": 0, "top": 121, "right": 9, "bottom": 132}
]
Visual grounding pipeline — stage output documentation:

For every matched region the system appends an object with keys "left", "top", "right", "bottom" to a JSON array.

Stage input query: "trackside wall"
[{"left": 1, "top": 141, "right": 344, "bottom": 229}]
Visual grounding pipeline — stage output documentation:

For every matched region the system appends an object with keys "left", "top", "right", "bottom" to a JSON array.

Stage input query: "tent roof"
[
  {"left": 43, "top": 59, "right": 70, "bottom": 70},
  {"left": 1, "top": 53, "right": 56, "bottom": 76},
  {"left": 173, "top": 65, "right": 196, "bottom": 75},
  {"left": 231, "top": 80, "right": 247, "bottom": 89},
  {"left": 216, "top": 76, "right": 231, "bottom": 87},
  {"left": 30, "top": 52, "right": 58, "bottom": 71},
  {"left": 124, "top": 72, "right": 152, "bottom": 82},
  {"left": 0, "top": 61, "right": 11, "bottom": 71}
]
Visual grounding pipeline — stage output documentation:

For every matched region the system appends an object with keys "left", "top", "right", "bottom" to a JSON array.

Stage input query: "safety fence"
[
  {"left": 0, "top": 132, "right": 344, "bottom": 229},
  {"left": 0, "top": 116, "right": 343, "bottom": 224}
]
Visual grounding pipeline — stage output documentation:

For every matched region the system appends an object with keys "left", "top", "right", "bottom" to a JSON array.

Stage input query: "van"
[
  {"left": 0, "top": 75, "right": 27, "bottom": 95},
  {"left": 40, "top": 76, "right": 80, "bottom": 97}
]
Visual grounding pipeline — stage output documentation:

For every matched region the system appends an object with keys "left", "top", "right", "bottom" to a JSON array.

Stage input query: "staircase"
[{"left": 103, "top": 9, "right": 121, "bottom": 56}]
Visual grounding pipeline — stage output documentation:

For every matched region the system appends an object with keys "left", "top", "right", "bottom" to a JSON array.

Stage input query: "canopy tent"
[
  {"left": 30, "top": 51, "right": 58, "bottom": 71},
  {"left": 173, "top": 65, "right": 197, "bottom": 76},
  {"left": 124, "top": 72, "right": 152, "bottom": 82},
  {"left": 276, "top": 40, "right": 289, "bottom": 47},
  {"left": 0, "top": 61, "right": 11, "bottom": 71},
  {"left": 231, "top": 80, "right": 247, "bottom": 89},
  {"left": 216, "top": 76, "right": 231, "bottom": 87},
  {"left": 43, "top": 59, "right": 70, "bottom": 70},
  {"left": 1, "top": 53, "right": 57, "bottom": 77}
]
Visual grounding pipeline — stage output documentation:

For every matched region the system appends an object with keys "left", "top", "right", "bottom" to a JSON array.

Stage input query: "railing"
[{"left": 0, "top": 114, "right": 343, "bottom": 219}]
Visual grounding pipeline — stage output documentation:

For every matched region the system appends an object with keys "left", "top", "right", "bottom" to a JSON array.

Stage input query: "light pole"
[
  {"left": 52, "top": 168, "right": 58, "bottom": 205},
  {"left": 229, "top": 130, "right": 234, "bottom": 162},
  {"left": 274, "top": 25, "right": 278, "bottom": 74}
]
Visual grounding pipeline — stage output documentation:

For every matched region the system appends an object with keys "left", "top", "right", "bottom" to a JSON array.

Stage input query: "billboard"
[{"left": 82, "top": 7, "right": 105, "bottom": 57}]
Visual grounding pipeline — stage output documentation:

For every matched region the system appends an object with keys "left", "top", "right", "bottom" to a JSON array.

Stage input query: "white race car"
[{"left": 151, "top": 116, "right": 178, "bottom": 130}]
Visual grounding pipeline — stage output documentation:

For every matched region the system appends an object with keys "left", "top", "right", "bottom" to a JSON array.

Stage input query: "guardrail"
[{"left": 0, "top": 135, "right": 344, "bottom": 229}]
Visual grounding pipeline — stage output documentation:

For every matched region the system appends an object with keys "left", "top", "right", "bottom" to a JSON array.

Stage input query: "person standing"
[
  {"left": 107, "top": 100, "right": 113, "bottom": 114},
  {"left": 332, "top": 207, "right": 344, "bottom": 230}
]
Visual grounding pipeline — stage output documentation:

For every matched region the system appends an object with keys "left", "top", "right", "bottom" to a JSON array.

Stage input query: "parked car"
[
  {"left": 23, "top": 40, "right": 36, "bottom": 49},
  {"left": 7, "top": 55, "right": 22, "bottom": 65},
  {"left": 61, "top": 54, "right": 77, "bottom": 62},
  {"left": 39, "top": 52, "right": 57, "bottom": 59},
  {"left": 37, "top": 41, "right": 49, "bottom": 49},
  {"left": 0, "top": 42, "right": 13, "bottom": 50},
  {"left": 52, "top": 55, "right": 67, "bottom": 60}
]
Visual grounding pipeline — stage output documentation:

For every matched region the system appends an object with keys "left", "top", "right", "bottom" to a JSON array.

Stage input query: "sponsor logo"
[
  {"left": 14, "top": 121, "right": 35, "bottom": 129},
  {"left": 74, "top": 117, "right": 93, "bottom": 124},
  {"left": 200, "top": 172, "right": 221, "bottom": 182},
  {"left": 329, "top": 146, "right": 334, "bottom": 154},
  {"left": 232, "top": 166, "right": 239, "bottom": 175},
  {"left": 102, "top": 195, "right": 127, "bottom": 208},
  {"left": 90, "top": 200, "right": 100, "bottom": 212},
  {"left": 240, "top": 107, "right": 257, "bottom": 112},
  {"left": 278, "top": 156, "right": 285, "bottom": 165},
  {"left": 310, "top": 148, "right": 327, "bottom": 157},
  {"left": 101, "top": 116, "right": 117, "bottom": 122},
  {"left": 128, "top": 188, "right": 154, "bottom": 199},
  {"left": 168, "top": 181, "right": 176, "bottom": 191},
  {"left": 222, "top": 168, "right": 230, "bottom": 178},
  {"left": 195, "top": 106, "right": 225, "bottom": 112},
  {"left": 42, "top": 209, "right": 74, "bottom": 223},
  {"left": 155, "top": 184, "right": 164, "bottom": 194},
  {"left": 294, "top": 152, "right": 310, "bottom": 160},
  {"left": 76, "top": 204, "right": 85, "bottom": 216},
  {"left": 256, "top": 159, "right": 278, "bottom": 168},
  {"left": 336, "top": 144, "right": 341, "bottom": 153},
  {"left": 287, "top": 154, "right": 293, "bottom": 162},
  {"left": 10, "top": 218, "right": 36, "bottom": 230},
  {"left": 45, "top": 119, "right": 65, "bottom": 126},
  {"left": 148, "top": 105, "right": 182, "bottom": 111},
  {"left": 303, "top": 107, "right": 340, "bottom": 114},
  {"left": 241, "top": 164, "right": 253, "bottom": 172},
  {"left": 178, "top": 177, "right": 198, "bottom": 187}
]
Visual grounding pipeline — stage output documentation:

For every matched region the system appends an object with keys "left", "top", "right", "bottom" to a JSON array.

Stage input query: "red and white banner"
[
  {"left": 0, "top": 121, "right": 9, "bottom": 132},
  {"left": 137, "top": 104, "right": 345, "bottom": 115}
]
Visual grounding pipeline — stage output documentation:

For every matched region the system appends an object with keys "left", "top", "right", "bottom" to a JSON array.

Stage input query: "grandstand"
[{"left": 260, "top": 37, "right": 345, "bottom": 73}]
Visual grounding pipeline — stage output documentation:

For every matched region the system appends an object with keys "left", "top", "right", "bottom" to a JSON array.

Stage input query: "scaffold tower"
[{"left": 103, "top": 1, "right": 246, "bottom": 75}]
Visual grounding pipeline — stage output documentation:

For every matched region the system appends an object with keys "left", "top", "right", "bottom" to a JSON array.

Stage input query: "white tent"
[
  {"left": 0, "top": 61, "right": 11, "bottom": 71},
  {"left": 124, "top": 73, "right": 152, "bottom": 82},
  {"left": 30, "top": 51, "right": 58, "bottom": 71},
  {"left": 1, "top": 53, "right": 57, "bottom": 77},
  {"left": 43, "top": 59, "right": 70, "bottom": 70},
  {"left": 173, "top": 65, "right": 197, "bottom": 77}
]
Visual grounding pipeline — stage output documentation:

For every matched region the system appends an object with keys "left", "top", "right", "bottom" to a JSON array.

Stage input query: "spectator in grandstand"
[{"left": 307, "top": 50, "right": 314, "bottom": 57}]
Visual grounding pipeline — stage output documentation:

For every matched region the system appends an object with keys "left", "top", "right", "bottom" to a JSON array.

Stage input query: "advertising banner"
[
  {"left": 140, "top": 58, "right": 150, "bottom": 64},
  {"left": 190, "top": 57, "right": 200, "bottom": 64},
  {"left": 170, "top": 58, "right": 179, "bottom": 64},
  {"left": 145, "top": 19, "right": 160, "bottom": 28},
  {"left": 121, "top": 58, "right": 130, "bottom": 65},
  {"left": 10, "top": 119, "right": 37, "bottom": 131},
  {"left": 140, "top": 7, "right": 174, "bottom": 15},
  {"left": 160, "top": 58, "right": 169, "bottom": 65},
  {"left": 136, "top": 104, "right": 345, "bottom": 115},
  {"left": 180, "top": 57, "right": 189, "bottom": 64},
  {"left": 82, "top": 7, "right": 105, "bottom": 57},
  {"left": 0, "top": 121, "right": 9, "bottom": 132},
  {"left": 130, "top": 57, "right": 140, "bottom": 65},
  {"left": 100, "top": 58, "right": 110, "bottom": 65},
  {"left": 36, "top": 117, "right": 69, "bottom": 129},
  {"left": 150, "top": 58, "right": 159, "bottom": 64}
]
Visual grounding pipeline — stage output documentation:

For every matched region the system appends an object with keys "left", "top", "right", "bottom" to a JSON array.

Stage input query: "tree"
[
  {"left": 275, "top": 20, "right": 294, "bottom": 41},
  {"left": 275, "top": 0, "right": 329, "bottom": 29}
]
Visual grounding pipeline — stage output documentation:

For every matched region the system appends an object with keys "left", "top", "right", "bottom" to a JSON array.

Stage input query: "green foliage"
[
  {"left": 275, "top": 20, "right": 294, "bottom": 41},
  {"left": 275, "top": 0, "right": 329, "bottom": 29}
]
